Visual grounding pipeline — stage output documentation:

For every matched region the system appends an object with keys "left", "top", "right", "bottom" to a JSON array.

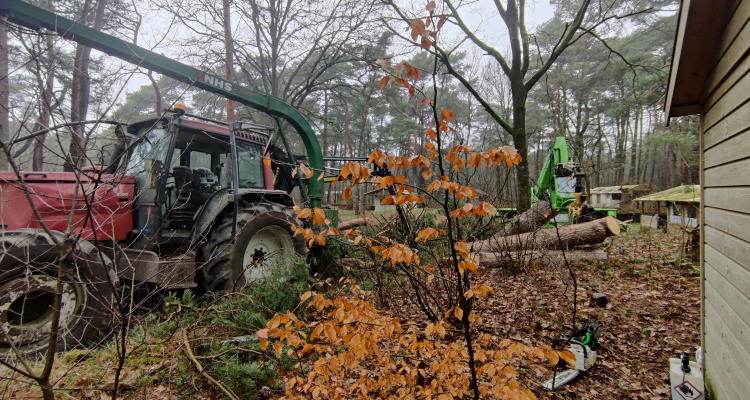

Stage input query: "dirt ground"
[
  {"left": 467, "top": 227, "right": 700, "bottom": 399},
  {"left": 1, "top": 226, "right": 699, "bottom": 400}
]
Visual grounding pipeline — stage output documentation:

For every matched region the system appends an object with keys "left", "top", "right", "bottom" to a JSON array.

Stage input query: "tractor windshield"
[{"left": 125, "top": 128, "right": 172, "bottom": 188}]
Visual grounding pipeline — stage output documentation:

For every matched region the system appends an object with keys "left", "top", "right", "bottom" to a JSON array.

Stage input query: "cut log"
[
  {"left": 472, "top": 216, "right": 620, "bottom": 252},
  {"left": 477, "top": 249, "right": 608, "bottom": 271},
  {"left": 340, "top": 257, "right": 366, "bottom": 269},
  {"left": 338, "top": 217, "right": 379, "bottom": 230},
  {"left": 494, "top": 201, "right": 557, "bottom": 237}
]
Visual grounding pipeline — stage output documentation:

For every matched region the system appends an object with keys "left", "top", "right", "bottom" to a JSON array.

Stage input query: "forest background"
[{"left": 0, "top": 0, "right": 692, "bottom": 205}]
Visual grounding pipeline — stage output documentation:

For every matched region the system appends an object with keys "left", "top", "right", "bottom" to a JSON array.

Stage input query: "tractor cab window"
[
  {"left": 217, "top": 143, "right": 264, "bottom": 189},
  {"left": 235, "top": 142, "right": 264, "bottom": 189},
  {"left": 126, "top": 128, "right": 172, "bottom": 188},
  {"left": 172, "top": 129, "right": 265, "bottom": 201}
]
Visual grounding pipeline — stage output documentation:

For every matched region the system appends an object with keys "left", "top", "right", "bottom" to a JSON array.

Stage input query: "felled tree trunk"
[
  {"left": 338, "top": 217, "right": 379, "bottom": 230},
  {"left": 477, "top": 249, "right": 608, "bottom": 271},
  {"left": 473, "top": 216, "right": 620, "bottom": 252},
  {"left": 494, "top": 201, "right": 556, "bottom": 237}
]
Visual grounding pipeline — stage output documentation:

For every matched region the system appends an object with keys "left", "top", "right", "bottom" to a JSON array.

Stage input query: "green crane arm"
[
  {"left": 0, "top": 0, "right": 323, "bottom": 206},
  {"left": 531, "top": 136, "right": 570, "bottom": 204}
]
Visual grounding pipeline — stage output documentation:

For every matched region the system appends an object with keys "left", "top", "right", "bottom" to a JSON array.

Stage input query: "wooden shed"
[
  {"left": 589, "top": 184, "right": 655, "bottom": 214},
  {"left": 634, "top": 184, "right": 700, "bottom": 228},
  {"left": 666, "top": 0, "right": 750, "bottom": 397}
]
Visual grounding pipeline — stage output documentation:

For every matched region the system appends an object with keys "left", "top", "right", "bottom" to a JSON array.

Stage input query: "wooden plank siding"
[{"left": 701, "top": 1, "right": 750, "bottom": 396}]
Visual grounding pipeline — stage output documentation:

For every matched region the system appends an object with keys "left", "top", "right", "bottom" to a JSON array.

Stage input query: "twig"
[{"left": 180, "top": 330, "right": 240, "bottom": 400}]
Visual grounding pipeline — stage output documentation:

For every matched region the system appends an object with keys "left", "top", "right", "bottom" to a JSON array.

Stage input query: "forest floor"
[
  {"left": 372, "top": 225, "right": 701, "bottom": 399},
  {"left": 1, "top": 226, "right": 700, "bottom": 400},
  {"left": 470, "top": 226, "right": 701, "bottom": 399}
]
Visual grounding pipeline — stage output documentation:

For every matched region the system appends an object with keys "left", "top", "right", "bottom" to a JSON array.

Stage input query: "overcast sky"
[{"left": 118, "top": 0, "right": 556, "bottom": 97}]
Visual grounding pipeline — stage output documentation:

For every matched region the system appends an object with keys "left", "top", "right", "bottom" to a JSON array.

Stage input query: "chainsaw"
[{"left": 542, "top": 320, "right": 601, "bottom": 391}]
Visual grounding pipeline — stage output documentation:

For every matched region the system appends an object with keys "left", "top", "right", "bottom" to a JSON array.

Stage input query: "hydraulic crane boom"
[
  {"left": 0, "top": 0, "right": 324, "bottom": 207},
  {"left": 531, "top": 136, "right": 571, "bottom": 204}
]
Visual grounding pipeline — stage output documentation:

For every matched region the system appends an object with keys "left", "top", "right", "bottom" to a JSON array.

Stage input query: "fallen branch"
[
  {"left": 472, "top": 216, "right": 620, "bottom": 252},
  {"left": 181, "top": 330, "right": 241, "bottom": 400}
]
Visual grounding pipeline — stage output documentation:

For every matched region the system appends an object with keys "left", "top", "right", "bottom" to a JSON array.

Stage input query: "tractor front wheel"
[
  {"left": 0, "top": 233, "right": 113, "bottom": 358},
  {"left": 199, "top": 203, "right": 306, "bottom": 292}
]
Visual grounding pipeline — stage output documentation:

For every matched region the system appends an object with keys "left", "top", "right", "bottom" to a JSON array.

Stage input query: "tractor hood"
[{"left": 0, "top": 171, "right": 136, "bottom": 241}]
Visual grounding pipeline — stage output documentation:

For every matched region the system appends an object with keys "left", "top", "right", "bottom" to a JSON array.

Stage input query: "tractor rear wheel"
[
  {"left": 0, "top": 231, "right": 113, "bottom": 358},
  {"left": 199, "top": 203, "right": 306, "bottom": 292}
]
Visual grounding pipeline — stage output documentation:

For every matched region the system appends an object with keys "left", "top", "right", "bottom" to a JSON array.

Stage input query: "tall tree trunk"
[
  {"left": 511, "top": 83, "right": 531, "bottom": 210},
  {"left": 222, "top": 0, "right": 235, "bottom": 121},
  {"left": 33, "top": 16, "right": 56, "bottom": 170},
  {"left": 594, "top": 114, "right": 603, "bottom": 186},
  {"left": 628, "top": 107, "right": 639, "bottom": 182},
  {"left": 0, "top": 16, "right": 9, "bottom": 171},
  {"left": 67, "top": 0, "right": 107, "bottom": 171}
]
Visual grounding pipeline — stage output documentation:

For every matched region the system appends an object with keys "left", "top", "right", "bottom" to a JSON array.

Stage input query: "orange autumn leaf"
[
  {"left": 468, "top": 152, "right": 483, "bottom": 168},
  {"left": 477, "top": 202, "right": 496, "bottom": 217},
  {"left": 312, "top": 208, "right": 326, "bottom": 225},
  {"left": 420, "top": 35, "right": 432, "bottom": 49},
  {"left": 342, "top": 186, "right": 352, "bottom": 201},
  {"left": 456, "top": 186, "right": 477, "bottom": 200},
  {"left": 559, "top": 350, "right": 577, "bottom": 368},
  {"left": 470, "top": 283, "right": 495, "bottom": 298},
  {"left": 379, "top": 75, "right": 390, "bottom": 90},
  {"left": 441, "top": 108, "right": 455, "bottom": 121},
  {"left": 377, "top": 175, "right": 407, "bottom": 188},
  {"left": 410, "top": 18, "right": 426, "bottom": 41},
  {"left": 437, "top": 15, "right": 448, "bottom": 30},
  {"left": 340, "top": 162, "right": 371, "bottom": 184},
  {"left": 458, "top": 260, "right": 478, "bottom": 274},
  {"left": 453, "top": 306, "right": 464, "bottom": 320},
  {"left": 416, "top": 227, "right": 440, "bottom": 242},
  {"left": 454, "top": 241, "right": 470, "bottom": 258},
  {"left": 293, "top": 206, "right": 312, "bottom": 220},
  {"left": 296, "top": 163, "right": 314, "bottom": 179}
]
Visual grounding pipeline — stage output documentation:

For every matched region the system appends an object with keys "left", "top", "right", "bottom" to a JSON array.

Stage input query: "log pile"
[
  {"left": 335, "top": 201, "right": 620, "bottom": 269},
  {"left": 472, "top": 202, "right": 621, "bottom": 268}
]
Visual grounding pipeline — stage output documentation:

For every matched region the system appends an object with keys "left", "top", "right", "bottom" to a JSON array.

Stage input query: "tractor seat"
[
  {"left": 169, "top": 166, "right": 202, "bottom": 227},
  {"left": 172, "top": 166, "right": 200, "bottom": 203}
]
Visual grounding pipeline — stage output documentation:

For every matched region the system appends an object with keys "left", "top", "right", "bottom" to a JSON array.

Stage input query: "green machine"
[{"left": 531, "top": 137, "right": 616, "bottom": 223}]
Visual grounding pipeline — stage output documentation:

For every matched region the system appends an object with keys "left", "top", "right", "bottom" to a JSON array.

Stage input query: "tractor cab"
[{"left": 122, "top": 109, "right": 290, "bottom": 252}]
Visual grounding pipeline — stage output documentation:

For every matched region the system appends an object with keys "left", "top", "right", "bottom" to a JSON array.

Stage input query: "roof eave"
[
  {"left": 665, "top": 0, "right": 736, "bottom": 120},
  {"left": 664, "top": 0, "right": 691, "bottom": 120}
]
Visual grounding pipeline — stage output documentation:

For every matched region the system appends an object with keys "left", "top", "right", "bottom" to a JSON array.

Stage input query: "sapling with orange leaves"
[{"left": 256, "top": 2, "right": 569, "bottom": 398}]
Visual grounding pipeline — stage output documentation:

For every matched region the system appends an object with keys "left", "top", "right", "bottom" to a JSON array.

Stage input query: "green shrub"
[{"left": 198, "top": 255, "right": 312, "bottom": 397}]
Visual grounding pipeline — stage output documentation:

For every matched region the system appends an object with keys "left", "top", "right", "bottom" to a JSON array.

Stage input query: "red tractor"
[
  {"left": 0, "top": 109, "right": 308, "bottom": 355},
  {"left": 0, "top": 0, "right": 337, "bottom": 357}
]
